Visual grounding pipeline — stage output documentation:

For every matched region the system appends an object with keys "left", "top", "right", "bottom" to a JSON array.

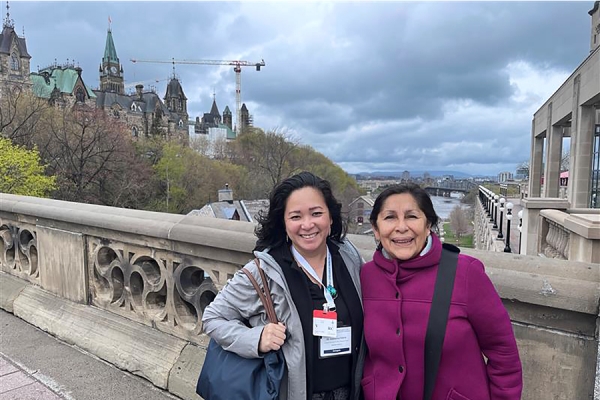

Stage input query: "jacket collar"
[{"left": 373, "top": 233, "right": 443, "bottom": 275}]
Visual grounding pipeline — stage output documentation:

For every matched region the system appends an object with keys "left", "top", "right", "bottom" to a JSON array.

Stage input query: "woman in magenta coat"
[{"left": 360, "top": 183, "right": 522, "bottom": 400}]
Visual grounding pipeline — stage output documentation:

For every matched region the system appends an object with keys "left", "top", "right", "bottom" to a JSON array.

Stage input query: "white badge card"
[
  {"left": 319, "top": 326, "right": 352, "bottom": 358},
  {"left": 313, "top": 309, "right": 337, "bottom": 337}
]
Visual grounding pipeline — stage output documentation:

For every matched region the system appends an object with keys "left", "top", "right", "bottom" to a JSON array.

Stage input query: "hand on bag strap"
[{"left": 241, "top": 259, "right": 278, "bottom": 324}]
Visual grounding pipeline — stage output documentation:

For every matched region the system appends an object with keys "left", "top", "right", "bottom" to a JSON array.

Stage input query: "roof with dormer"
[
  {"left": 94, "top": 89, "right": 169, "bottom": 114},
  {"left": 0, "top": 24, "right": 30, "bottom": 57},
  {"left": 102, "top": 29, "right": 119, "bottom": 64},
  {"left": 30, "top": 66, "right": 96, "bottom": 99},
  {"left": 223, "top": 105, "right": 231, "bottom": 115}
]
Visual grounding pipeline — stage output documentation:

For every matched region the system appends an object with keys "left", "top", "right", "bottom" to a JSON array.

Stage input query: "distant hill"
[{"left": 354, "top": 170, "right": 474, "bottom": 179}]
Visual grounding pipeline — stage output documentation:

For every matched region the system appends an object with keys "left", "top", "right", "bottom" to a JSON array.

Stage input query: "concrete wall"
[{"left": 1, "top": 193, "right": 599, "bottom": 400}]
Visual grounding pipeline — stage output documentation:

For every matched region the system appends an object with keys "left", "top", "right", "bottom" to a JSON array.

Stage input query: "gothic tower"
[
  {"left": 99, "top": 25, "right": 124, "bottom": 94},
  {"left": 0, "top": 1, "right": 31, "bottom": 86},
  {"left": 222, "top": 105, "right": 232, "bottom": 129},
  {"left": 164, "top": 74, "right": 188, "bottom": 124}
]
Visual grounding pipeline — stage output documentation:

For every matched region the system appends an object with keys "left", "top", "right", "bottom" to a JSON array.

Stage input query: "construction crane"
[{"left": 130, "top": 57, "right": 265, "bottom": 135}]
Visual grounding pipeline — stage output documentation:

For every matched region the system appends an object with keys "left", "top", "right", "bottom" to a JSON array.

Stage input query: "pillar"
[
  {"left": 568, "top": 76, "right": 595, "bottom": 208},
  {"left": 543, "top": 124, "right": 563, "bottom": 198},
  {"left": 529, "top": 119, "right": 544, "bottom": 198}
]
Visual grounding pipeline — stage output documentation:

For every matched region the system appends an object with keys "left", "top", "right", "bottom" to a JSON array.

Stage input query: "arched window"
[
  {"left": 10, "top": 53, "right": 19, "bottom": 70},
  {"left": 75, "top": 87, "right": 86, "bottom": 103},
  {"left": 132, "top": 126, "right": 139, "bottom": 137}
]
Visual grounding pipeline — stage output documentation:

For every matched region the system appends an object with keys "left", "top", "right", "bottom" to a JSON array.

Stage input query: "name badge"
[
  {"left": 313, "top": 309, "right": 337, "bottom": 337},
  {"left": 319, "top": 326, "right": 352, "bottom": 358}
]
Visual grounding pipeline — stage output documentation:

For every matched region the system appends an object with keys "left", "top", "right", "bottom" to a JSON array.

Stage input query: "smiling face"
[
  {"left": 373, "top": 193, "right": 431, "bottom": 261},
  {"left": 284, "top": 186, "right": 332, "bottom": 259}
]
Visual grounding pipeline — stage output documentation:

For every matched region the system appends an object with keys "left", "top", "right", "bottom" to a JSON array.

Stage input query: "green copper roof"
[
  {"left": 218, "top": 123, "right": 236, "bottom": 140},
  {"left": 30, "top": 67, "right": 96, "bottom": 99},
  {"left": 103, "top": 29, "right": 119, "bottom": 64}
]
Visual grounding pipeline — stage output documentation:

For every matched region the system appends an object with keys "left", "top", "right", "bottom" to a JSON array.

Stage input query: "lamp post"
[
  {"left": 504, "top": 202, "right": 513, "bottom": 252},
  {"left": 493, "top": 195, "right": 499, "bottom": 228},
  {"left": 497, "top": 197, "right": 505, "bottom": 239},
  {"left": 489, "top": 193, "right": 495, "bottom": 222},
  {"left": 517, "top": 209, "right": 523, "bottom": 254}
]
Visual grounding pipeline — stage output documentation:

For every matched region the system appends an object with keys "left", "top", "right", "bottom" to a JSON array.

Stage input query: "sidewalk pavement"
[
  {"left": 0, "top": 354, "right": 64, "bottom": 400},
  {"left": 0, "top": 309, "right": 181, "bottom": 400}
]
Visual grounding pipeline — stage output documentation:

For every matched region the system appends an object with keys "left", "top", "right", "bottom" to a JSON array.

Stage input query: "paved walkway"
[
  {"left": 0, "top": 309, "right": 182, "bottom": 400},
  {"left": 0, "top": 354, "right": 65, "bottom": 400}
]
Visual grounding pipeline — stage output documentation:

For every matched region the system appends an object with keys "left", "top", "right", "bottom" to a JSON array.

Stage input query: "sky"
[{"left": 8, "top": 1, "right": 594, "bottom": 177}]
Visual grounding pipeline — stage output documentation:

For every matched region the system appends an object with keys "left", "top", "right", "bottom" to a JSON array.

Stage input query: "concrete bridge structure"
[
  {"left": 1, "top": 193, "right": 599, "bottom": 400},
  {"left": 424, "top": 180, "right": 476, "bottom": 197}
]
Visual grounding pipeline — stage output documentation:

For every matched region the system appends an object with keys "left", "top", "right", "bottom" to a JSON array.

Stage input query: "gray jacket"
[{"left": 202, "top": 239, "right": 365, "bottom": 400}]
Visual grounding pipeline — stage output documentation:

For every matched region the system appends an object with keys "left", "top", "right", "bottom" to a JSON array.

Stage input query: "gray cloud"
[{"left": 12, "top": 1, "right": 593, "bottom": 176}]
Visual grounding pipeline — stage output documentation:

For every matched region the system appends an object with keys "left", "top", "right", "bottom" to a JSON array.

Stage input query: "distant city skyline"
[{"left": 10, "top": 1, "right": 593, "bottom": 176}]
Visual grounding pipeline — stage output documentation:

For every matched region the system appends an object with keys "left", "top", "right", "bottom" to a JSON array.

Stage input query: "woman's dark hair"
[
  {"left": 369, "top": 183, "right": 440, "bottom": 233},
  {"left": 254, "top": 171, "right": 347, "bottom": 251}
]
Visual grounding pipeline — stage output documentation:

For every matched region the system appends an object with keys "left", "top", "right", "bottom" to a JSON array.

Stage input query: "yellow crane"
[{"left": 130, "top": 58, "right": 265, "bottom": 135}]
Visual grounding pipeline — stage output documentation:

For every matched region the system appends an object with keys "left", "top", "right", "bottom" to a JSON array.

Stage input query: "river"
[{"left": 430, "top": 195, "right": 469, "bottom": 220}]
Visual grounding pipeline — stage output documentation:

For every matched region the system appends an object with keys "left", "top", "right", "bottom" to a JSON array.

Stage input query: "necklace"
[{"left": 291, "top": 245, "right": 338, "bottom": 309}]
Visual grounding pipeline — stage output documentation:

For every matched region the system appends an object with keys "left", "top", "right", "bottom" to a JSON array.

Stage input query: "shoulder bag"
[
  {"left": 423, "top": 243, "right": 460, "bottom": 400},
  {"left": 196, "top": 259, "right": 286, "bottom": 400}
]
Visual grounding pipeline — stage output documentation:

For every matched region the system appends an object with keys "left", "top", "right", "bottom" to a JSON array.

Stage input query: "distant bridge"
[{"left": 424, "top": 180, "right": 476, "bottom": 197}]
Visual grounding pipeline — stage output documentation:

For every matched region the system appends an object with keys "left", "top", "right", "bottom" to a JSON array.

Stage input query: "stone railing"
[
  {"left": 1, "top": 193, "right": 599, "bottom": 400},
  {"left": 475, "top": 186, "right": 510, "bottom": 252},
  {"left": 0, "top": 192, "right": 256, "bottom": 345},
  {"left": 539, "top": 210, "right": 570, "bottom": 259},
  {"left": 521, "top": 198, "right": 600, "bottom": 264}
]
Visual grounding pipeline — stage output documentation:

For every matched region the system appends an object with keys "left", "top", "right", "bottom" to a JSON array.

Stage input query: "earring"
[{"left": 286, "top": 234, "right": 290, "bottom": 243}]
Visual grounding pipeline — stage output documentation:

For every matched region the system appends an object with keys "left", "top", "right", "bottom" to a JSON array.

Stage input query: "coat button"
[
  {"left": 396, "top": 328, "right": 400, "bottom": 335},
  {"left": 395, "top": 292, "right": 399, "bottom": 299},
  {"left": 399, "top": 365, "right": 404, "bottom": 373}
]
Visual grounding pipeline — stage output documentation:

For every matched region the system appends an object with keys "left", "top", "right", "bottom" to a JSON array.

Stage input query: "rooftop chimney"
[{"left": 218, "top": 183, "right": 234, "bottom": 203}]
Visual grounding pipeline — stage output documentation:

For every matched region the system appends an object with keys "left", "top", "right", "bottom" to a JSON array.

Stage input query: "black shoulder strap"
[{"left": 423, "top": 243, "right": 460, "bottom": 400}]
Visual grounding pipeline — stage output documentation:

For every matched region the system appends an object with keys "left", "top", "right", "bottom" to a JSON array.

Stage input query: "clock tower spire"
[{"left": 99, "top": 20, "right": 124, "bottom": 94}]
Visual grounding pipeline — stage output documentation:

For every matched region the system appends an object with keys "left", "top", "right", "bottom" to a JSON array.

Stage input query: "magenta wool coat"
[{"left": 360, "top": 234, "right": 522, "bottom": 400}]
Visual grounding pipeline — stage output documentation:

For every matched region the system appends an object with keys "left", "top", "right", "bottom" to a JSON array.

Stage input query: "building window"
[
  {"left": 132, "top": 126, "right": 138, "bottom": 137},
  {"left": 75, "top": 87, "right": 86, "bottom": 103},
  {"left": 591, "top": 124, "right": 600, "bottom": 208},
  {"left": 10, "top": 53, "right": 19, "bottom": 70}
]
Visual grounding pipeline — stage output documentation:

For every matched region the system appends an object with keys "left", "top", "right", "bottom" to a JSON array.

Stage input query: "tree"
[
  {"left": 0, "top": 83, "right": 50, "bottom": 145},
  {"left": 0, "top": 137, "right": 56, "bottom": 197},
  {"left": 560, "top": 151, "right": 569, "bottom": 172},
  {"left": 448, "top": 205, "right": 470, "bottom": 240},
  {"left": 230, "top": 127, "right": 300, "bottom": 196},
  {"left": 36, "top": 106, "right": 139, "bottom": 204},
  {"left": 151, "top": 142, "right": 249, "bottom": 214}
]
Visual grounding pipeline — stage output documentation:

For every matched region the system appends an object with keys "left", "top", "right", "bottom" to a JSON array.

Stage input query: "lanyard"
[{"left": 291, "top": 245, "right": 337, "bottom": 311}]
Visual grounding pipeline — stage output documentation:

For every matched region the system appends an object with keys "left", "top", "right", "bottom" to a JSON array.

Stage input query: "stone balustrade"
[
  {"left": 1, "top": 193, "right": 599, "bottom": 400},
  {"left": 521, "top": 197, "right": 600, "bottom": 263}
]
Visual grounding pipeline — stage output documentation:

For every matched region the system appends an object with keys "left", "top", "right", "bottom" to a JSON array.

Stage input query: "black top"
[{"left": 269, "top": 239, "right": 363, "bottom": 398}]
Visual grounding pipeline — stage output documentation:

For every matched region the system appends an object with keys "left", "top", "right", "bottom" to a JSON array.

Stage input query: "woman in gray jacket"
[{"left": 202, "top": 171, "right": 365, "bottom": 400}]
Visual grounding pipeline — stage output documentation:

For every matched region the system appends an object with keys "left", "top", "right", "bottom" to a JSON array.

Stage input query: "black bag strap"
[
  {"left": 241, "top": 258, "right": 279, "bottom": 324},
  {"left": 423, "top": 243, "right": 460, "bottom": 400}
]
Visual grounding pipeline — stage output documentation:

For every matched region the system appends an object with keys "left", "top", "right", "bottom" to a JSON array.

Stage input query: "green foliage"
[
  {"left": 443, "top": 222, "right": 474, "bottom": 248},
  {"left": 0, "top": 137, "right": 56, "bottom": 197}
]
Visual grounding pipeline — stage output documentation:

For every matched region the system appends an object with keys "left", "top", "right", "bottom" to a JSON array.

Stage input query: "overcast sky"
[{"left": 10, "top": 1, "right": 594, "bottom": 176}]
